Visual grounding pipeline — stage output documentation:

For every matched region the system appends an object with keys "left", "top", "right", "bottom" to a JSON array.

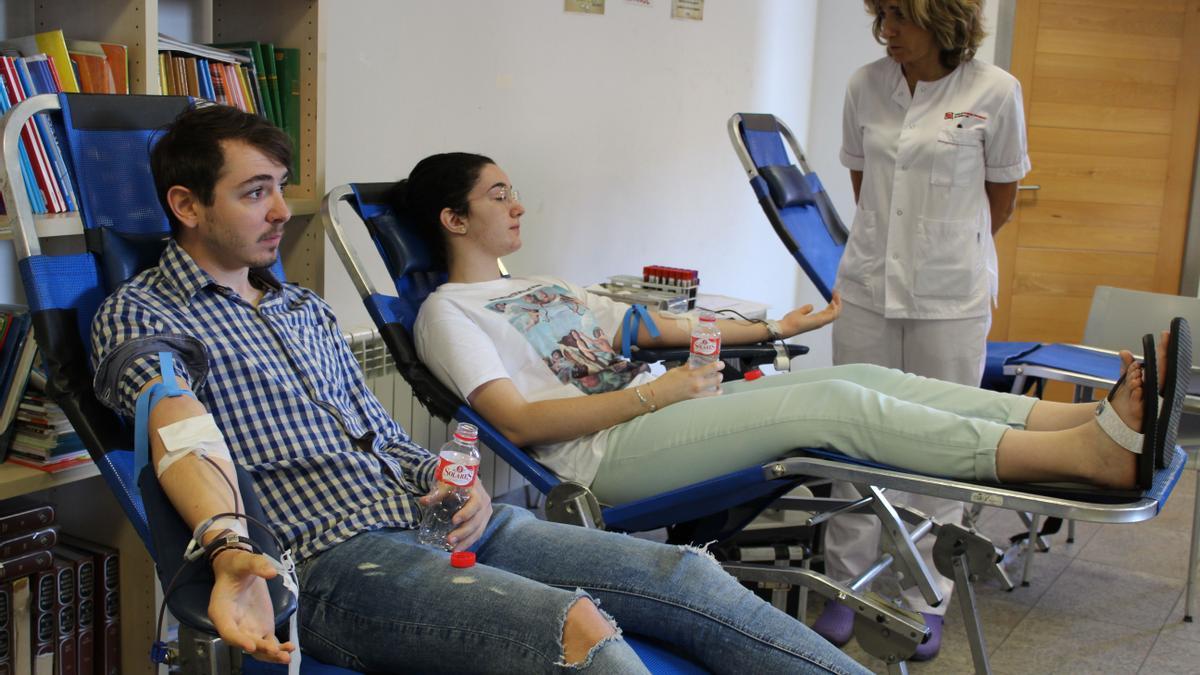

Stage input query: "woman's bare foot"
[{"left": 1081, "top": 350, "right": 1144, "bottom": 488}]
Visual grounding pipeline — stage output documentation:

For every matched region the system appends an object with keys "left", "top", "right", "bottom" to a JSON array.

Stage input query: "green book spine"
[
  {"left": 276, "top": 48, "right": 301, "bottom": 182},
  {"left": 260, "top": 43, "right": 282, "bottom": 129}
]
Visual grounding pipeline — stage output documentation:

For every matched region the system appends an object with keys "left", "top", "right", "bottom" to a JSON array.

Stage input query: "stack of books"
[
  {"left": 8, "top": 391, "right": 88, "bottom": 473},
  {"left": 158, "top": 34, "right": 302, "bottom": 181}
]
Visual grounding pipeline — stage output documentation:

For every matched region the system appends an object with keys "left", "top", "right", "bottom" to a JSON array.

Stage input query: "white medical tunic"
[{"left": 838, "top": 57, "right": 1030, "bottom": 320}]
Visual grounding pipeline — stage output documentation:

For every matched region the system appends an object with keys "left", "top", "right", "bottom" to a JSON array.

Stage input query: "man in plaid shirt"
[{"left": 91, "top": 105, "right": 865, "bottom": 674}]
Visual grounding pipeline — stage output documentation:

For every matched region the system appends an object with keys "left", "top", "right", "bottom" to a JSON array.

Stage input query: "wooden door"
[{"left": 990, "top": 0, "right": 1200, "bottom": 344}]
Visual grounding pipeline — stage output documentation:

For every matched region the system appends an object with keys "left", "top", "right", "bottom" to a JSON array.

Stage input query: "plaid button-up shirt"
[{"left": 91, "top": 239, "right": 438, "bottom": 560}]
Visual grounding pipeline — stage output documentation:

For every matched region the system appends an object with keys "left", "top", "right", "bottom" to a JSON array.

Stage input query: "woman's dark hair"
[
  {"left": 152, "top": 104, "right": 292, "bottom": 235},
  {"left": 386, "top": 152, "right": 494, "bottom": 270}
]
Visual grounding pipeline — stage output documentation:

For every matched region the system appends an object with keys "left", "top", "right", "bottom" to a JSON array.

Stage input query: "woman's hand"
[
  {"left": 779, "top": 290, "right": 842, "bottom": 337},
  {"left": 208, "top": 550, "right": 295, "bottom": 664},
  {"left": 646, "top": 361, "right": 725, "bottom": 407}
]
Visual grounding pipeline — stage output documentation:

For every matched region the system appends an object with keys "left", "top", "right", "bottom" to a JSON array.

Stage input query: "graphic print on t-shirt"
[{"left": 486, "top": 284, "right": 648, "bottom": 394}]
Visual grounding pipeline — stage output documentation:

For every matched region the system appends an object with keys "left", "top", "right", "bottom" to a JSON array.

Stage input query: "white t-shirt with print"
[{"left": 415, "top": 276, "right": 654, "bottom": 487}]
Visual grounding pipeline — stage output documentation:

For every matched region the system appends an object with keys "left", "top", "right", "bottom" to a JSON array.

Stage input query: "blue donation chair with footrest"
[
  {"left": 1, "top": 93, "right": 353, "bottom": 675},
  {"left": 324, "top": 162, "right": 1192, "bottom": 673}
]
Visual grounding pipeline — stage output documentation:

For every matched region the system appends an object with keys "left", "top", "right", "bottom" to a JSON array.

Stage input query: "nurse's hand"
[
  {"left": 779, "top": 291, "right": 842, "bottom": 337},
  {"left": 646, "top": 361, "right": 725, "bottom": 406}
]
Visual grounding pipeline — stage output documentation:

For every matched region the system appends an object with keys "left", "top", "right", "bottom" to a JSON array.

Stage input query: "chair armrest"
[
  {"left": 630, "top": 342, "right": 809, "bottom": 364},
  {"left": 139, "top": 465, "right": 297, "bottom": 634}
]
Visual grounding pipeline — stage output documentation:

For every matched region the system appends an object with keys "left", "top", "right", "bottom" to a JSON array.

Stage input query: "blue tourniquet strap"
[
  {"left": 620, "top": 304, "right": 660, "bottom": 358},
  {"left": 134, "top": 352, "right": 196, "bottom": 490}
]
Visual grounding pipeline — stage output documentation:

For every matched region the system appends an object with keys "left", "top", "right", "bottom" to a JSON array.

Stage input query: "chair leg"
[
  {"left": 1186, "top": 460, "right": 1200, "bottom": 622},
  {"left": 177, "top": 624, "right": 243, "bottom": 675},
  {"left": 860, "top": 484, "right": 943, "bottom": 609},
  {"left": 1020, "top": 513, "right": 1039, "bottom": 587},
  {"left": 931, "top": 523, "right": 1009, "bottom": 675},
  {"left": 952, "top": 553, "right": 992, "bottom": 675}
]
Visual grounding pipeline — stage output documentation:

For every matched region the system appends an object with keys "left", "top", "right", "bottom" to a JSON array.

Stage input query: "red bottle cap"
[
  {"left": 743, "top": 369, "right": 764, "bottom": 381},
  {"left": 450, "top": 551, "right": 476, "bottom": 568}
]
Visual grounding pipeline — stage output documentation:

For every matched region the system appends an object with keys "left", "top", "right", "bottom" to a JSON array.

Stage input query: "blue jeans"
[{"left": 296, "top": 504, "right": 867, "bottom": 674}]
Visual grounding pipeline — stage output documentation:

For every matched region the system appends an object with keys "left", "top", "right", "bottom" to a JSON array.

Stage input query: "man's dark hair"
[
  {"left": 151, "top": 104, "right": 292, "bottom": 236},
  {"left": 386, "top": 152, "right": 494, "bottom": 270}
]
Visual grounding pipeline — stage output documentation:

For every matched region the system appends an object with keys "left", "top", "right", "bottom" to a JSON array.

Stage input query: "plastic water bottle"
[
  {"left": 418, "top": 423, "right": 481, "bottom": 550},
  {"left": 688, "top": 312, "right": 721, "bottom": 369}
]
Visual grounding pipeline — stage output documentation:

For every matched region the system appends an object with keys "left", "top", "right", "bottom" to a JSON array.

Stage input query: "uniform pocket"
[
  {"left": 931, "top": 128, "right": 984, "bottom": 188},
  {"left": 913, "top": 216, "right": 983, "bottom": 298},
  {"left": 839, "top": 208, "right": 879, "bottom": 286}
]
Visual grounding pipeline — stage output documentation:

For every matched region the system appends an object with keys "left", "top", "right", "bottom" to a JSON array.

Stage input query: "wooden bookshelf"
[
  {"left": 0, "top": 2, "right": 328, "bottom": 672},
  {"left": 0, "top": 459, "right": 98, "bottom": 501}
]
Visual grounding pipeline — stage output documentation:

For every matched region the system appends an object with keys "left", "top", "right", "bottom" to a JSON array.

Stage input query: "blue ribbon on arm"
[
  {"left": 133, "top": 352, "right": 197, "bottom": 492},
  {"left": 620, "top": 304, "right": 660, "bottom": 359}
]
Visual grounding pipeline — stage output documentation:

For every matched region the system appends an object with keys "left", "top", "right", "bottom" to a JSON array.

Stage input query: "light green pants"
[{"left": 591, "top": 363, "right": 1039, "bottom": 506}]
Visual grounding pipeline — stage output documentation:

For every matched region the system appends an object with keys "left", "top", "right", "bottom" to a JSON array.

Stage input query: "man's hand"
[
  {"left": 779, "top": 290, "right": 842, "bottom": 337},
  {"left": 420, "top": 481, "right": 493, "bottom": 552},
  {"left": 208, "top": 550, "right": 295, "bottom": 664}
]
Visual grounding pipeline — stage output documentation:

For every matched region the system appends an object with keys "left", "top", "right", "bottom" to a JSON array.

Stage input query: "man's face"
[{"left": 187, "top": 139, "right": 291, "bottom": 273}]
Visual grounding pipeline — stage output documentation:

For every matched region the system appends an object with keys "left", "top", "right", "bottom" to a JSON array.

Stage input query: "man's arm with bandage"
[
  {"left": 143, "top": 375, "right": 294, "bottom": 663},
  {"left": 90, "top": 300, "right": 293, "bottom": 664}
]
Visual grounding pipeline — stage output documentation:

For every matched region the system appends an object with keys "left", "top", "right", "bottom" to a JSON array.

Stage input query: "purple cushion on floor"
[
  {"left": 812, "top": 601, "right": 854, "bottom": 647},
  {"left": 910, "top": 612, "right": 943, "bottom": 661}
]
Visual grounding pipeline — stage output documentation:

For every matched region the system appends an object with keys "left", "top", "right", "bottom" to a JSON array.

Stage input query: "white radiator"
[{"left": 344, "top": 328, "right": 529, "bottom": 498}]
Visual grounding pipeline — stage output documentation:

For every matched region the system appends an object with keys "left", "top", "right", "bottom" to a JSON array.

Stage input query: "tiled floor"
[{"left": 818, "top": 468, "right": 1200, "bottom": 674}]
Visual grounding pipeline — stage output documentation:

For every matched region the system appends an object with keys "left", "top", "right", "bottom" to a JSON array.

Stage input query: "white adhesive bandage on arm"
[
  {"left": 155, "top": 413, "right": 234, "bottom": 478},
  {"left": 659, "top": 310, "right": 695, "bottom": 333}
]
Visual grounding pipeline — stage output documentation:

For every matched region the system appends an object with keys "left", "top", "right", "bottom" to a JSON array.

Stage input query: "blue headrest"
[
  {"left": 348, "top": 183, "right": 447, "bottom": 326},
  {"left": 760, "top": 164, "right": 815, "bottom": 209},
  {"left": 58, "top": 94, "right": 192, "bottom": 291}
]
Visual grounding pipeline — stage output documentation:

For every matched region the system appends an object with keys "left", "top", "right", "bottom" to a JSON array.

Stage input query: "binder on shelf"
[
  {"left": 57, "top": 536, "right": 116, "bottom": 675},
  {"left": 51, "top": 558, "right": 74, "bottom": 675},
  {"left": 100, "top": 42, "right": 128, "bottom": 95},
  {"left": 29, "top": 567, "right": 54, "bottom": 675},
  {"left": 51, "top": 548, "right": 90, "bottom": 675},
  {"left": 65, "top": 40, "right": 118, "bottom": 95},
  {"left": 0, "top": 550, "right": 52, "bottom": 583},
  {"left": 0, "top": 528, "right": 56, "bottom": 560},
  {"left": 0, "top": 498, "right": 54, "bottom": 538},
  {"left": 0, "top": 581, "right": 12, "bottom": 673}
]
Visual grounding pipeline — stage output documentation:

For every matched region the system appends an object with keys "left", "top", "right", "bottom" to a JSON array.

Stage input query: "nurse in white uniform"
[{"left": 814, "top": 0, "right": 1030, "bottom": 661}]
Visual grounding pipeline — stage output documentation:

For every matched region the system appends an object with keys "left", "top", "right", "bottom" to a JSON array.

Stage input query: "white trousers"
[{"left": 825, "top": 301, "right": 991, "bottom": 615}]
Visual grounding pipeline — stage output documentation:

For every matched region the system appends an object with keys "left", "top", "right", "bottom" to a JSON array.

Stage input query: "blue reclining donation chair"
[{"left": 1, "top": 93, "right": 352, "bottom": 675}]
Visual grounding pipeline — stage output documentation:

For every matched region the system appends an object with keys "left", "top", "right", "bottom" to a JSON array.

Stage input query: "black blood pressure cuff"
[{"left": 93, "top": 334, "right": 210, "bottom": 416}]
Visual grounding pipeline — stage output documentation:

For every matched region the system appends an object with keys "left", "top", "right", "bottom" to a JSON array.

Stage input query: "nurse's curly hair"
[{"left": 865, "top": 0, "right": 987, "bottom": 70}]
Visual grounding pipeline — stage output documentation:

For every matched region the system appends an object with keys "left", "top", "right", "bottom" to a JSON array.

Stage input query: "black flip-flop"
[
  {"left": 1155, "top": 317, "right": 1192, "bottom": 470},
  {"left": 1138, "top": 334, "right": 1159, "bottom": 490}
]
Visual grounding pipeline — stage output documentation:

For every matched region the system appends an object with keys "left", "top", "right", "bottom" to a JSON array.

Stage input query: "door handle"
[{"left": 1017, "top": 184, "right": 1041, "bottom": 191}]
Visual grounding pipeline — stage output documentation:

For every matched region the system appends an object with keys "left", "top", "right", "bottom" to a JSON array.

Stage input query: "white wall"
[{"left": 320, "top": 0, "right": 834, "bottom": 361}]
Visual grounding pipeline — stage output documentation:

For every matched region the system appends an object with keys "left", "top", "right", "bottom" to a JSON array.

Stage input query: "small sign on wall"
[
  {"left": 671, "top": 0, "right": 703, "bottom": 20},
  {"left": 565, "top": 0, "right": 606, "bottom": 14}
]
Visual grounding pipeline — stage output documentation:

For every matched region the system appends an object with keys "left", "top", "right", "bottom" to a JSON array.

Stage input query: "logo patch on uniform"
[{"left": 944, "top": 111, "right": 988, "bottom": 121}]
